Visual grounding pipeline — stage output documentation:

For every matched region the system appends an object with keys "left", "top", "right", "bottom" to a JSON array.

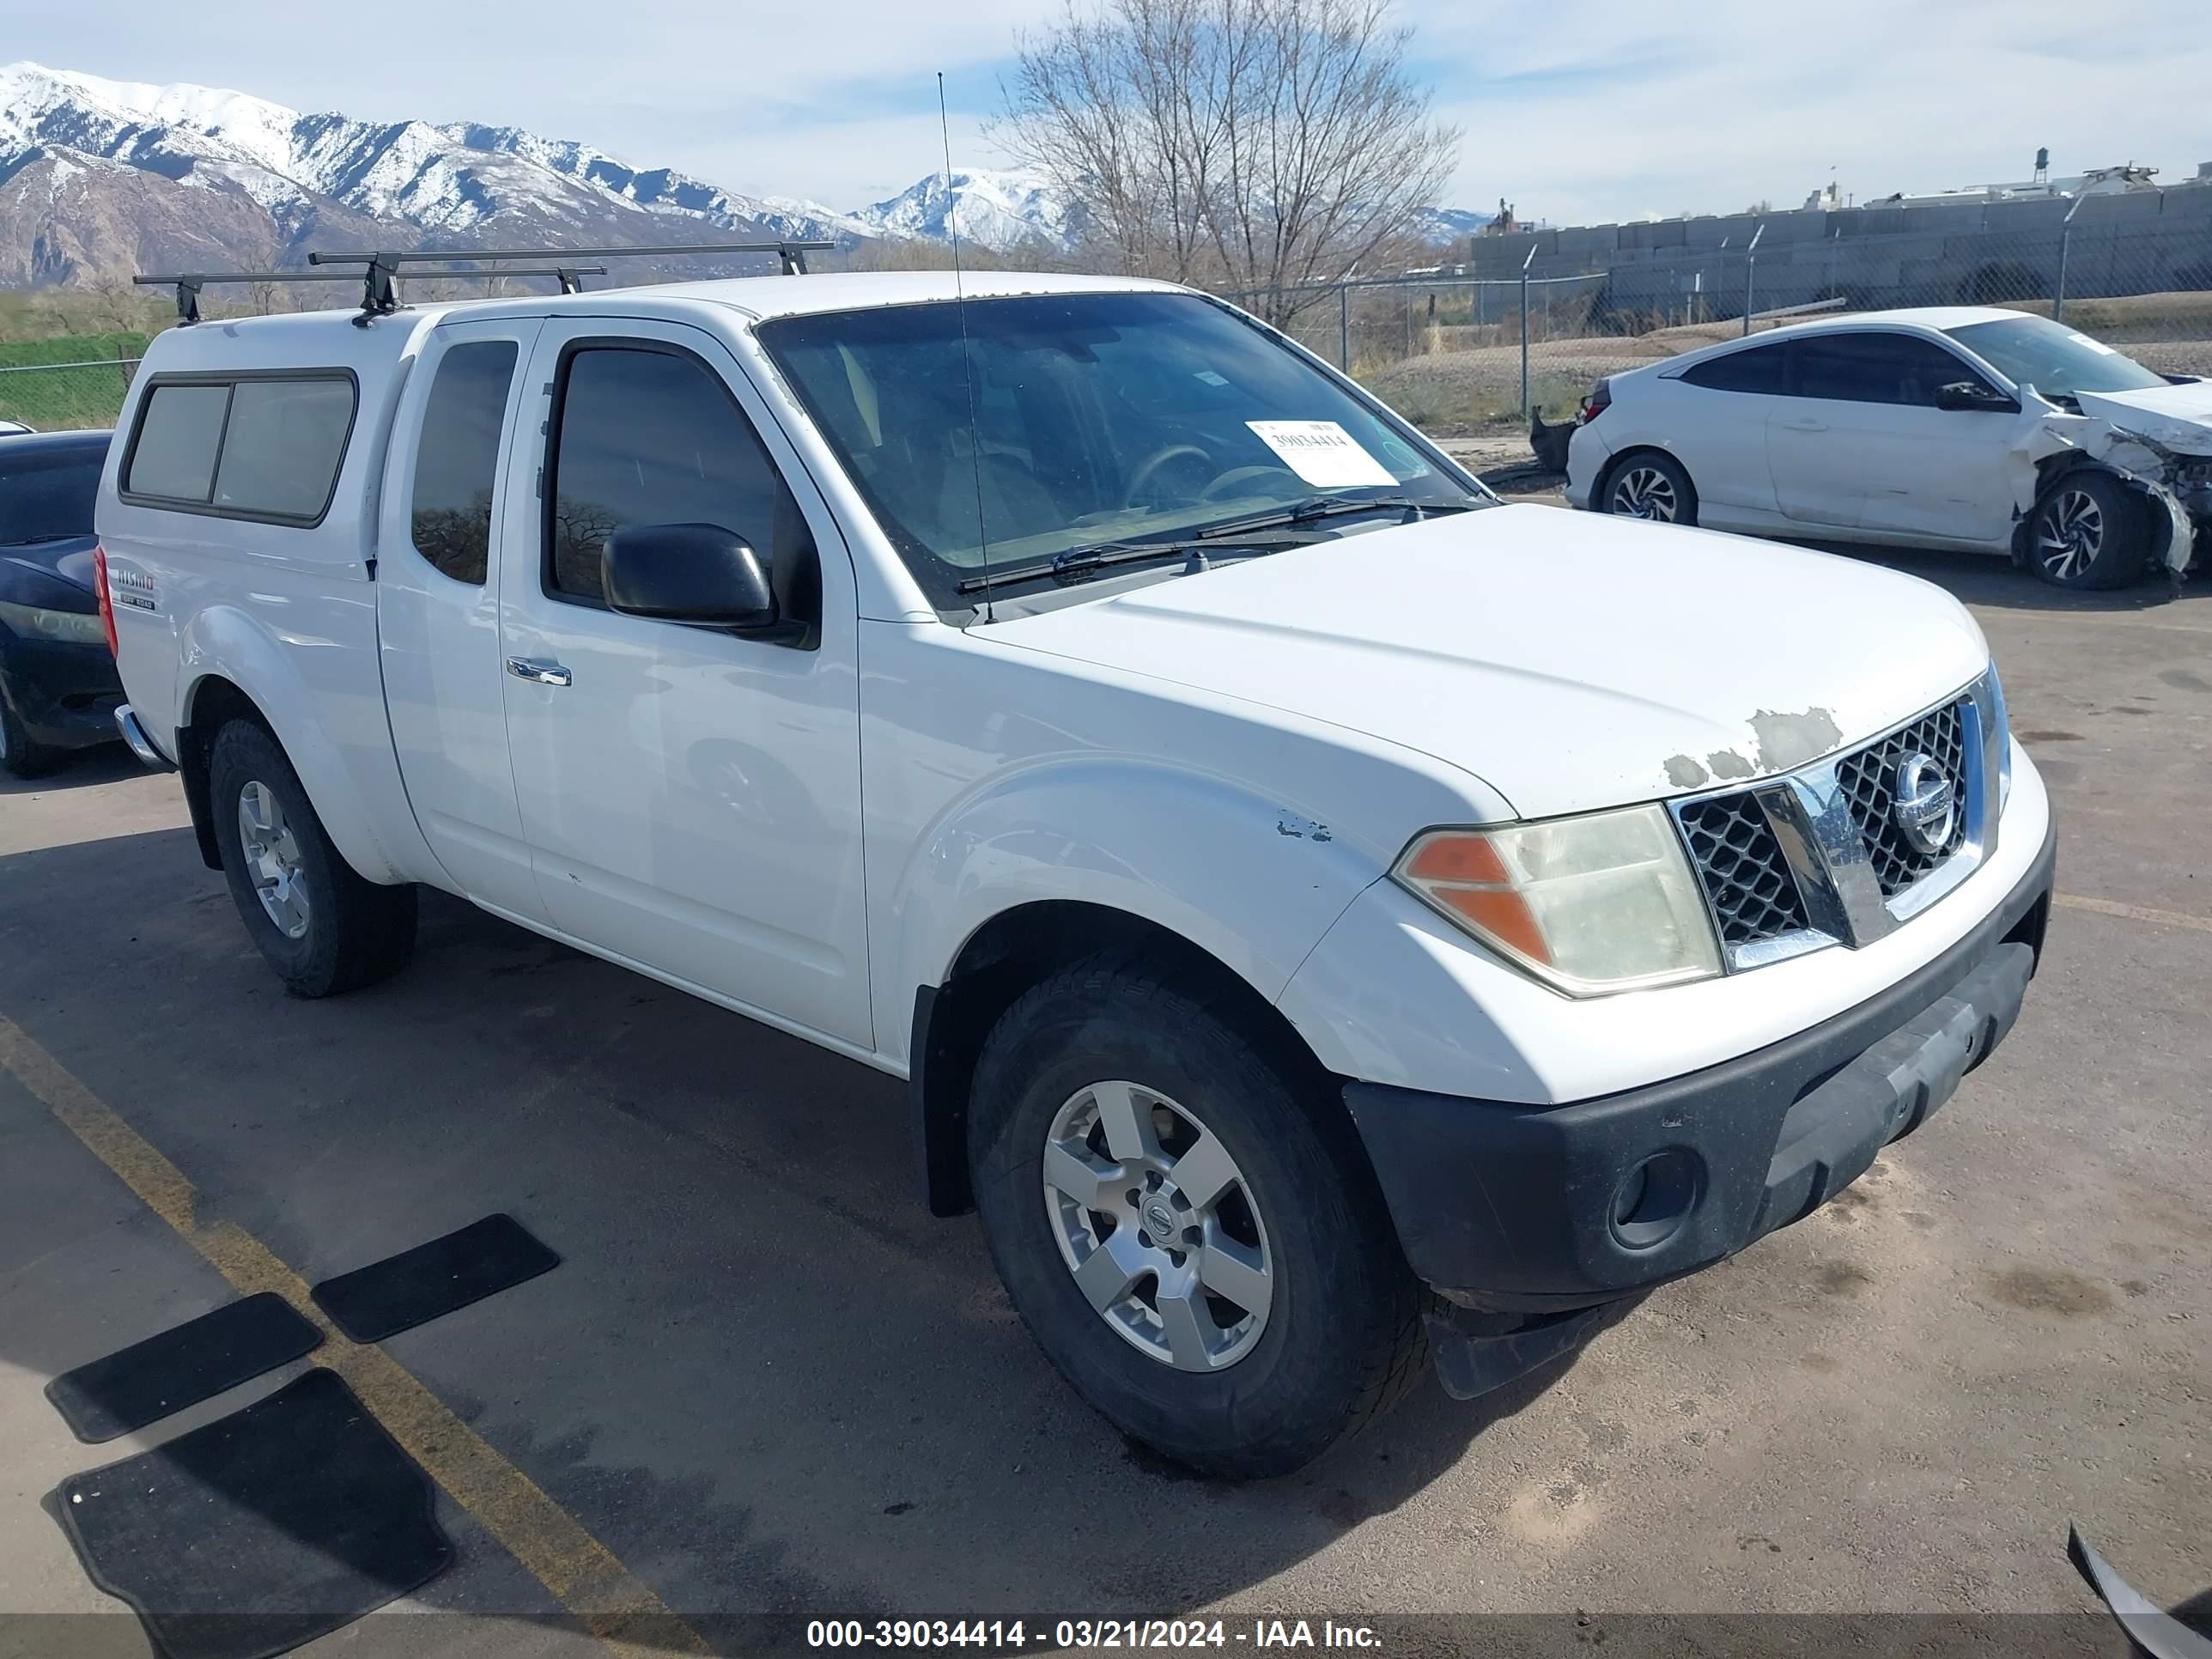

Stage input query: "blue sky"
[{"left": 7, "top": 0, "right": 2208, "bottom": 220}]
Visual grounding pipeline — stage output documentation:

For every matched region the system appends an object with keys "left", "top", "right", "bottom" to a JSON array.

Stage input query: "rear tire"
[
  {"left": 1600, "top": 450, "right": 1698, "bottom": 526},
  {"left": 2031, "top": 471, "right": 2146, "bottom": 590},
  {"left": 208, "top": 719, "right": 416, "bottom": 997},
  {"left": 0, "top": 695, "right": 62, "bottom": 780},
  {"left": 969, "top": 951, "right": 1427, "bottom": 1479}
]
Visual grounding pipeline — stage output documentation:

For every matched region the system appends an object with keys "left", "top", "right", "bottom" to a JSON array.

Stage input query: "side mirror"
[
  {"left": 1936, "top": 380, "right": 2019, "bottom": 414},
  {"left": 602, "top": 523, "right": 800, "bottom": 641}
]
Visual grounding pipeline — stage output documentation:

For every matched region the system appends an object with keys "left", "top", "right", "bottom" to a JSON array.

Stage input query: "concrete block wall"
[{"left": 1459, "top": 187, "right": 2212, "bottom": 315}]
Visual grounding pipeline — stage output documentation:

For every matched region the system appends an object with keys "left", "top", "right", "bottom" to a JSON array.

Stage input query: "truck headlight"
[
  {"left": 1395, "top": 805, "right": 1722, "bottom": 996},
  {"left": 0, "top": 599, "right": 106, "bottom": 647}
]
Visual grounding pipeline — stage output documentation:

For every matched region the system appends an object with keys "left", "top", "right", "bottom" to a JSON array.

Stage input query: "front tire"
[
  {"left": 2032, "top": 471, "right": 2146, "bottom": 590},
  {"left": 0, "top": 694, "right": 62, "bottom": 780},
  {"left": 208, "top": 719, "right": 416, "bottom": 997},
  {"left": 1601, "top": 450, "right": 1698, "bottom": 526},
  {"left": 969, "top": 951, "right": 1426, "bottom": 1478}
]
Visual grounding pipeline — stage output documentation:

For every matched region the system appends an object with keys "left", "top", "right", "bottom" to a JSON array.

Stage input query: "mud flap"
[{"left": 1425, "top": 1303, "right": 1607, "bottom": 1401}]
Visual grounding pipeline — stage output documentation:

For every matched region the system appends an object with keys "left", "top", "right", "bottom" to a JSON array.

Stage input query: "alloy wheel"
[
  {"left": 237, "top": 780, "right": 313, "bottom": 939},
  {"left": 1612, "top": 465, "right": 1679, "bottom": 521},
  {"left": 1041, "top": 1080, "right": 1273, "bottom": 1371},
  {"left": 2036, "top": 487, "right": 2105, "bottom": 582}
]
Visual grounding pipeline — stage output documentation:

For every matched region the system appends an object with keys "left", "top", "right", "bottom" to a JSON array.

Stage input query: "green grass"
[
  {"left": 0, "top": 332, "right": 148, "bottom": 431},
  {"left": 0, "top": 331, "right": 151, "bottom": 368}
]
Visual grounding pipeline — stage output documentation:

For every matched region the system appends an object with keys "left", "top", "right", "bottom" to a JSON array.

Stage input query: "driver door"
[{"left": 495, "top": 318, "right": 872, "bottom": 1049}]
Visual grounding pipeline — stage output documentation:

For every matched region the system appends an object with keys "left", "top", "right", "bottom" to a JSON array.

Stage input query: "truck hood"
[
  {"left": 2070, "top": 380, "right": 2212, "bottom": 457},
  {"left": 984, "top": 504, "right": 1988, "bottom": 821}
]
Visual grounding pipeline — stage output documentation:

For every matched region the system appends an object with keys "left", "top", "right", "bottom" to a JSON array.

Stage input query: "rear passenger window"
[
  {"left": 125, "top": 374, "right": 356, "bottom": 522},
  {"left": 125, "top": 383, "right": 230, "bottom": 501},
  {"left": 546, "top": 344, "right": 799, "bottom": 606},
  {"left": 213, "top": 380, "right": 356, "bottom": 518},
  {"left": 1679, "top": 343, "right": 1787, "bottom": 394},
  {"left": 410, "top": 342, "right": 519, "bottom": 584}
]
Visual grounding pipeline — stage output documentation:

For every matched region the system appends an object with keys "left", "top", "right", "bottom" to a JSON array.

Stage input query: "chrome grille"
[
  {"left": 1668, "top": 675, "right": 2001, "bottom": 970},
  {"left": 1677, "top": 793, "right": 1809, "bottom": 944},
  {"left": 1832, "top": 700, "right": 1969, "bottom": 896}
]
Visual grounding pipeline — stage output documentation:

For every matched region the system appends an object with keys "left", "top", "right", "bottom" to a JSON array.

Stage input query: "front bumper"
[
  {"left": 1345, "top": 818, "right": 2055, "bottom": 1393},
  {"left": 0, "top": 633, "right": 125, "bottom": 750}
]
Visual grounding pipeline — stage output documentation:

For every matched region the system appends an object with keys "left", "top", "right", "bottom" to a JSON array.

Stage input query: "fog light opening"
[{"left": 1610, "top": 1150, "right": 1701, "bottom": 1250}]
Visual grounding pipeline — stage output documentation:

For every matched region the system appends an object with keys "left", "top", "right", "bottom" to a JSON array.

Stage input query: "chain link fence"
[
  {"left": 0, "top": 356, "right": 143, "bottom": 434},
  {"left": 6, "top": 201, "right": 2208, "bottom": 447},
  {"left": 1229, "top": 192, "right": 2212, "bottom": 437}
]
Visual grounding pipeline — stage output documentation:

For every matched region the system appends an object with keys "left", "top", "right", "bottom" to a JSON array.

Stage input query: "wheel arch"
[
  {"left": 177, "top": 650, "right": 402, "bottom": 884},
  {"left": 909, "top": 899, "right": 1341, "bottom": 1217},
  {"left": 170, "top": 599, "right": 442, "bottom": 887},
  {"left": 174, "top": 674, "right": 270, "bottom": 870}
]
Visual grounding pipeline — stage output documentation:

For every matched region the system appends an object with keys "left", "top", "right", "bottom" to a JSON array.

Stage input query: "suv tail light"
[
  {"left": 1581, "top": 380, "right": 1612, "bottom": 424},
  {"left": 93, "top": 544, "right": 119, "bottom": 657}
]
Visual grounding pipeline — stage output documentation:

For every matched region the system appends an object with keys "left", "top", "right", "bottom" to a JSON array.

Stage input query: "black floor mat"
[
  {"left": 46, "top": 1293, "right": 324, "bottom": 1443},
  {"left": 309, "top": 1213, "right": 558, "bottom": 1344},
  {"left": 56, "top": 1368, "right": 453, "bottom": 1659}
]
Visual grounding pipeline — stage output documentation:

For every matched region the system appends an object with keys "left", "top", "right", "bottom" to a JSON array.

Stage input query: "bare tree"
[
  {"left": 82, "top": 279, "right": 155, "bottom": 336},
  {"left": 995, "top": 0, "right": 1459, "bottom": 323}
]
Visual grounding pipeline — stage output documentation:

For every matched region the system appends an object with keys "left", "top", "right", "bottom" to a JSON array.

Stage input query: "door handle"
[
  {"left": 506, "top": 657, "right": 573, "bottom": 688},
  {"left": 1780, "top": 417, "right": 1828, "bottom": 433}
]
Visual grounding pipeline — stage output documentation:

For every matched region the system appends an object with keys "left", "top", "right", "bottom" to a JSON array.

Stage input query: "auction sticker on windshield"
[{"left": 1245, "top": 420, "right": 1397, "bottom": 489}]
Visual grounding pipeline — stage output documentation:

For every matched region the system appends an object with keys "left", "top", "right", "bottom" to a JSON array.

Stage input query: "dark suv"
[{"left": 0, "top": 429, "right": 118, "bottom": 777}]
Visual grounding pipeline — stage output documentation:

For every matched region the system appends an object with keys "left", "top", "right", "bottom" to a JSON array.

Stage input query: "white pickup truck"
[{"left": 96, "top": 268, "right": 2054, "bottom": 1477}]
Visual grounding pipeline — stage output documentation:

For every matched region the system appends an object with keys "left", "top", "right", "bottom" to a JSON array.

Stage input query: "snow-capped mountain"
[
  {"left": 0, "top": 64, "right": 1486, "bottom": 288},
  {"left": 851, "top": 168, "right": 1084, "bottom": 252},
  {"left": 1410, "top": 206, "right": 1495, "bottom": 243},
  {"left": 0, "top": 61, "right": 872, "bottom": 280}
]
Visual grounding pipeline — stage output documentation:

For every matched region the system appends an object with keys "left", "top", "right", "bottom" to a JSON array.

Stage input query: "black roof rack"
[
  {"left": 307, "top": 240, "right": 832, "bottom": 319},
  {"left": 134, "top": 264, "right": 610, "bottom": 325},
  {"left": 136, "top": 238, "right": 830, "bottom": 326}
]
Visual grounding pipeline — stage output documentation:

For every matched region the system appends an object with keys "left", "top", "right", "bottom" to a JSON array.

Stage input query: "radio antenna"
[{"left": 939, "top": 72, "right": 994, "bottom": 623}]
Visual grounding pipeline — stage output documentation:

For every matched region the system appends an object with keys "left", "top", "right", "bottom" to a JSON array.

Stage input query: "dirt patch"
[
  {"left": 1814, "top": 1261, "right": 1875, "bottom": 1297},
  {"left": 1984, "top": 1266, "right": 2114, "bottom": 1317}
]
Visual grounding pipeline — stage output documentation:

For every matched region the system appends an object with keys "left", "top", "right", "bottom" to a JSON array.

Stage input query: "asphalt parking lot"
[{"left": 2, "top": 536, "right": 2208, "bottom": 1656}]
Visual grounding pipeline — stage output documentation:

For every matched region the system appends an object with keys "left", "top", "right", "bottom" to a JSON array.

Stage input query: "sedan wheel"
[
  {"left": 1042, "top": 1080, "right": 1273, "bottom": 1372},
  {"left": 2029, "top": 471, "right": 2145, "bottom": 591},
  {"left": 1611, "top": 463, "right": 1680, "bottom": 521},
  {"left": 2035, "top": 486, "right": 2105, "bottom": 584},
  {"left": 0, "top": 695, "right": 61, "bottom": 780}
]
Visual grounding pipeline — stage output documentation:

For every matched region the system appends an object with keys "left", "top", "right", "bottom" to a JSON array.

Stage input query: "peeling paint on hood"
[{"left": 1747, "top": 707, "right": 1845, "bottom": 774}]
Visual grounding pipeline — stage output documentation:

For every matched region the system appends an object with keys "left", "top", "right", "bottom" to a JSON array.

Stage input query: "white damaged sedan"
[{"left": 1565, "top": 307, "right": 2212, "bottom": 592}]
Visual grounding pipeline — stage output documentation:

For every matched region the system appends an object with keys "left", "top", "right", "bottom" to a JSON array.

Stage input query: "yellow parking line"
[
  {"left": 0, "top": 1016, "right": 714, "bottom": 1659},
  {"left": 2053, "top": 893, "right": 2212, "bottom": 935}
]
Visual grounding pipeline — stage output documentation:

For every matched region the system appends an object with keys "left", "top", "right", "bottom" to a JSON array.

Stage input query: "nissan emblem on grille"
[{"left": 1892, "top": 753, "right": 1957, "bottom": 856}]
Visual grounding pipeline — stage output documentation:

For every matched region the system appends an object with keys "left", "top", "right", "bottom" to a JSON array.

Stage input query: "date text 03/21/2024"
[{"left": 805, "top": 1620, "right": 1383, "bottom": 1650}]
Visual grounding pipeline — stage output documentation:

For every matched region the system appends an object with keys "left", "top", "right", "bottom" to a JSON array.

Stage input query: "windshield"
[
  {"left": 0, "top": 443, "right": 106, "bottom": 544},
  {"left": 756, "top": 292, "right": 1482, "bottom": 609},
  {"left": 1943, "top": 315, "right": 2168, "bottom": 400}
]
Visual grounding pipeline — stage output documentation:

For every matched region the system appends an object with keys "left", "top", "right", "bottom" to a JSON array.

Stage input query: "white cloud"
[
  {"left": 1410, "top": 0, "right": 2212, "bottom": 226},
  {"left": 6, "top": 0, "right": 2207, "bottom": 218}
]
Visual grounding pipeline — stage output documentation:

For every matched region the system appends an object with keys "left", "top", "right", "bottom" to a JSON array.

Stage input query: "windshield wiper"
[
  {"left": 955, "top": 531, "right": 1323, "bottom": 594},
  {"left": 1192, "top": 494, "right": 1479, "bottom": 539}
]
